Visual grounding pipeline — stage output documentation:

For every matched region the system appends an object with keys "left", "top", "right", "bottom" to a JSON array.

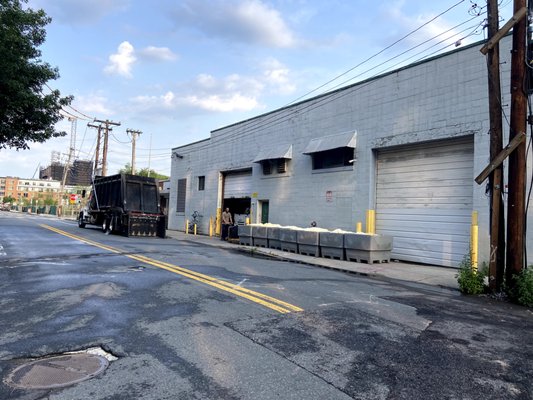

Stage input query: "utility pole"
[
  {"left": 88, "top": 123, "right": 102, "bottom": 176},
  {"left": 94, "top": 119, "right": 121, "bottom": 176},
  {"left": 507, "top": 0, "right": 527, "bottom": 286},
  {"left": 126, "top": 129, "right": 142, "bottom": 175},
  {"left": 61, "top": 117, "right": 77, "bottom": 194},
  {"left": 147, "top": 132, "right": 152, "bottom": 177},
  {"left": 486, "top": 0, "right": 506, "bottom": 291}
]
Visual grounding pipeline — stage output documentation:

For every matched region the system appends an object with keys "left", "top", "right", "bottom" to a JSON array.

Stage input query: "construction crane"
[{"left": 60, "top": 117, "right": 77, "bottom": 197}]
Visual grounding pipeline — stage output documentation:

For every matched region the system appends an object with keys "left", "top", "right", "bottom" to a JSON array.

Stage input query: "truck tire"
[{"left": 78, "top": 213, "right": 86, "bottom": 228}]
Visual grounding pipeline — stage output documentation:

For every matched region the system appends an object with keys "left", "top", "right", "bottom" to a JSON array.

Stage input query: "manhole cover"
[{"left": 4, "top": 353, "right": 109, "bottom": 389}]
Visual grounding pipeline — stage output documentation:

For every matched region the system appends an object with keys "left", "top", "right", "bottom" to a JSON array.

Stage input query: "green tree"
[
  {"left": 2, "top": 195, "right": 15, "bottom": 203},
  {"left": 0, "top": 0, "right": 72, "bottom": 150},
  {"left": 118, "top": 163, "right": 169, "bottom": 180}
]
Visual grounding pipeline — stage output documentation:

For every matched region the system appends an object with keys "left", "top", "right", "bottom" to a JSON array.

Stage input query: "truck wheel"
[{"left": 78, "top": 213, "right": 86, "bottom": 228}]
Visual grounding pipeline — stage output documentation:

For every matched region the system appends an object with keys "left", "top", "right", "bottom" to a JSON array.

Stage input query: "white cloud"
[
  {"left": 127, "top": 59, "right": 296, "bottom": 117},
  {"left": 196, "top": 74, "right": 217, "bottom": 89},
  {"left": 234, "top": 0, "right": 295, "bottom": 47},
  {"left": 172, "top": 0, "right": 297, "bottom": 48},
  {"left": 138, "top": 46, "right": 178, "bottom": 62},
  {"left": 75, "top": 94, "right": 114, "bottom": 116},
  {"left": 104, "top": 41, "right": 136, "bottom": 78},
  {"left": 183, "top": 94, "right": 258, "bottom": 112},
  {"left": 131, "top": 89, "right": 257, "bottom": 114},
  {"left": 262, "top": 58, "right": 295, "bottom": 95}
]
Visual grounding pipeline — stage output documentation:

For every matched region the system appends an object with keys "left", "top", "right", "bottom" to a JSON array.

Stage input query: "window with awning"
[
  {"left": 253, "top": 144, "right": 292, "bottom": 163},
  {"left": 253, "top": 144, "right": 292, "bottom": 175},
  {"left": 303, "top": 131, "right": 356, "bottom": 170}
]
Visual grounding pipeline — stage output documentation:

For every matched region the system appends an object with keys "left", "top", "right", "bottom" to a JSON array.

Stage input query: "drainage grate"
[{"left": 4, "top": 353, "right": 109, "bottom": 390}]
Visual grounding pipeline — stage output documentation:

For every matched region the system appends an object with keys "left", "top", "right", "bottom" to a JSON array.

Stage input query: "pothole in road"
[{"left": 3, "top": 347, "right": 117, "bottom": 390}]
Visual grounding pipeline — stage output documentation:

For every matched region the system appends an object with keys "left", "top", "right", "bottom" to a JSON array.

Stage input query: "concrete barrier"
[
  {"left": 344, "top": 233, "right": 392, "bottom": 263},
  {"left": 319, "top": 232, "right": 345, "bottom": 260}
]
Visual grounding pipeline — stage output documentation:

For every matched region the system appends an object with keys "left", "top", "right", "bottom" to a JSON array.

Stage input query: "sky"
[{"left": 0, "top": 0, "right": 514, "bottom": 179}]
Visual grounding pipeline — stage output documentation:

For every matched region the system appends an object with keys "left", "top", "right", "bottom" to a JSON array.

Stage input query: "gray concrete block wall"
[{"left": 169, "top": 36, "right": 533, "bottom": 267}]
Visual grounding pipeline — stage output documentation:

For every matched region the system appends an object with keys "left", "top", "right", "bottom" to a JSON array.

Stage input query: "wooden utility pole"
[
  {"left": 88, "top": 123, "right": 102, "bottom": 176},
  {"left": 94, "top": 119, "right": 121, "bottom": 176},
  {"left": 486, "top": 0, "right": 505, "bottom": 291},
  {"left": 507, "top": 0, "right": 527, "bottom": 285},
  {"left": 126, "top": 129, "right": 142, "bottom": 175}
]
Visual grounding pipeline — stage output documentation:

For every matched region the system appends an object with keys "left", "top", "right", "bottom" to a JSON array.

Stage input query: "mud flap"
[{"left": 127, "top": 214, "right": 164, "bottom": 237}]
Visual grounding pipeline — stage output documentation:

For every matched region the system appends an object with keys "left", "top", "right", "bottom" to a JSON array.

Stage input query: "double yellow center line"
[{"left": 40, "top": 224, "right": 303, "bottom": 314}]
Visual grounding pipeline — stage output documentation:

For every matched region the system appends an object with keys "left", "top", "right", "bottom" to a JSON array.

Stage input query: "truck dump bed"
[{"left": 90, "top": 174, "right": 165, "bottom": 237}]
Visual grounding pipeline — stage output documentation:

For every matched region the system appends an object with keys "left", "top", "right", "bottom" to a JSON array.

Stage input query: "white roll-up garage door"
[
  {"left": 224, "top": 169, "right": 252, "bottom": 198},
  {"left": 376, "top": 137, "right": 474, "bottom": 267}
]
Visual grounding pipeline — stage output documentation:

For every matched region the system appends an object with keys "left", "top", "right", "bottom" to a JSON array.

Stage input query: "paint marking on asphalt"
[{"left": 39, "top": 224, "right": 303, "bottom": 314}]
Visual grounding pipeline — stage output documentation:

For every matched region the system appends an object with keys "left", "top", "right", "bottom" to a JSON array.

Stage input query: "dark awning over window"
[
  {"left": 303, "top": 131, "right": 357, "bottom": 154},
  {"left": 253, "top": 144, "right": 293, "bottom": 163}
]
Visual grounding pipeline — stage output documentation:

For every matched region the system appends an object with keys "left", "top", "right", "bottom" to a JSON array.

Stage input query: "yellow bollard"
[
  {"left": 194, "top": 224, "right": 197, "bottom": 235},
  {"left": 366, "top": 210, "right": 376, "bottom": 234},
  {"left": 215, "top": 208, "right": 222, "bottom": 236},
  {"left": 185, "top": 219, "right": 189, "bottom": 235},
  {"left": 471, "top": 211, "right": 478, "bottom": 226},
  {"left": 471, "top": 211, "right": 478, "bottom": 273},
  {"left": 245, "top": 217, "right": 250, "bottom": 225},
  {"left": 356, "top": 222, "right": 362, "bottom": 233},
  {"left": 471, "top": 225, "right": 478, "bottom": 273},
  {"left": 209, "top": 216, "right": 213, "bottom": 237}
]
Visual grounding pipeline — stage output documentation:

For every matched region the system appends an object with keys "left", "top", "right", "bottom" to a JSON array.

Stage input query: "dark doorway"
[
  {"left": 223, "top": 197, "right": 251, "bottom": 224},
  {"left": 260, "top": 201, "right": 269, "bottom": 224}
]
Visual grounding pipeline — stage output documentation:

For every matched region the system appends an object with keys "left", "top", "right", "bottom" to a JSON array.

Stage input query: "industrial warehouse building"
[{"left": 169, "top": 35, "right": 532, "bottom": 268}]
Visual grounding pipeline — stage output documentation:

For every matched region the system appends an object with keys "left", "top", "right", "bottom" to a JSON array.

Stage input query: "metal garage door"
[
  {"left": 376, "top": 137, "right": 474, "bottom": 267},
  {"left": 224, "top": 169, "right": 252, "bottom": 198}
]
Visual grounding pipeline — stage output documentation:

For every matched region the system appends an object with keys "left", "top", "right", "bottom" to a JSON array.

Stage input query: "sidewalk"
[{"left": 165, "top": 230, "right": 459, "bottom": 291}]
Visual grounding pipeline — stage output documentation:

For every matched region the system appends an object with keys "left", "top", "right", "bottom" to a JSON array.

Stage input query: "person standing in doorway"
[{"left": 221, "top": 207, "right": 233, "bottom": 240}]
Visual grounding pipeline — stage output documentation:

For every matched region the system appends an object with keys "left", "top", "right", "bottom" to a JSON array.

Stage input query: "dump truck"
[{"left": 78, "top": 173, "right": 166, "bottom": 238}]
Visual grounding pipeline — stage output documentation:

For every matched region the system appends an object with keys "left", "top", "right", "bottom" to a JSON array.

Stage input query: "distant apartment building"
[
  {"left": 0, "top": 177, "right": 61, "bottom": 204},
  {"left": 0, "top": 177, "right": 19, "bottom": 201}
]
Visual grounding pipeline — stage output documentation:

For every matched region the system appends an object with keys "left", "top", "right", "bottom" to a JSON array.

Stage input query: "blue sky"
[{"left": 0, "top": 0, "right": 513, "bottom": 179}]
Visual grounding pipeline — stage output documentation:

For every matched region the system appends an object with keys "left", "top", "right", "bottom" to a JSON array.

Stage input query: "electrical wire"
[
  {"left": 189, "top": 7, "right": 480, "bottom": 147},
  {"left": 44, "top": 82, "right": 95, "bottom": 121},
  {"left": 180, "top": 35, "right": 490, "bottom": 155},
  {"left": 75, "top": 124, "right": 89, "bottom": 160},
  {"left": 178, "top": 12, "right": 489, "bottom": 152},
  {"left": 318, "top": 19, "right": 486, "bottom": 97},
  {"left": 110, "top": 133, "right": 132, "bottom": 145},
  {"left": 285, "top": 0, "right": 470, "bottom": 107}
]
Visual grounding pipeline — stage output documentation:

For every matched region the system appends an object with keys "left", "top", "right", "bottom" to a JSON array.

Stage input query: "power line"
[
  {"left": 284, "top": 0, "right": 470, "bottom": 107},
  {"left": 177, "top": 12, "right": 489, "bottom": 153},
  {"left": 44, "top": 83, "right": 95, "bottom": 120}
]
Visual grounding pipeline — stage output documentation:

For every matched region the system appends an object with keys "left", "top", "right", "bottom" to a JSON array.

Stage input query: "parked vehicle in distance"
[{"left": 78, "top": 173, "right": 166, "bottom": 238}]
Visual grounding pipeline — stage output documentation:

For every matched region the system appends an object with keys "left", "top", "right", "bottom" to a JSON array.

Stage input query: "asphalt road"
[{"left": 0, "top": 212, "right": 531, "bottom": 400}]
